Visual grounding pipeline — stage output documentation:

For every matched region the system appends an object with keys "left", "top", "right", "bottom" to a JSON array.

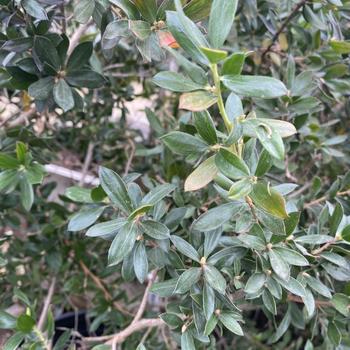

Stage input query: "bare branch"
[{"left": 37, "top": 277, "right": 56, "bottom": 332}]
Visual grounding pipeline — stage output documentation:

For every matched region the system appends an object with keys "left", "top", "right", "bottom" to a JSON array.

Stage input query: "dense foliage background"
[{"left": 0, "top": 0, "right": 350, "bottom": 349}]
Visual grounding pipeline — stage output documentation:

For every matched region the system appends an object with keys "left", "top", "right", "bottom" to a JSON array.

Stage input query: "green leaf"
[
  {"left": 255, "top": 149, "right": 273, "bottom": 177},
  {"left": 28, "top": 76, "right": 54, "bottom": 100},
  {"left": 16, "top": 142, "right": 27, "bottom": 164},
  {"left": 16, "top": 314, "right": 35, "bottom": 333},
  {"left": 330, "top": 202, "right": 343, "bottom": 235},
  {"left": 274, "top": 275, "right": 306, "bottom": 298},
  {"left": 103, "top": 19, "right": 129, "bottom": 40},
  {"left": 268, "top": 249, "right": 290, "bottom": 281},
  {"left": 153, "top": 71, "right": 204, "bottom": 92},
  {"left": 303, "top": 274, "right": 332, "bottom": 298},
  {"left": 141, "top": 220, "right": 170, "bottom": 239},
  {"left": 134, "top": 0, "right": 157, "bottom": 22},
  {"left": 250, "top": 182, "right": 288, "bottom": 219},
  {"left": 133, "top": 242, "right": 148, "bottom": 283},
  {"left": 193, "top": 110, "right": 217, "bottom": 145},
  {"left": 328, "top": 322, "right": 341, "bottom": 346},
  {"left": 184, "top": 156, "right": 217, "bottom": 192},
  {"left": 65, "top": 187, "right": 93, "bottom": 203},
  {"left": 181, "top": 331, "right": 196, "bottom": 350},
  {"left": 3, "top": 333, "right": 25, "bottom": 350},
  {"left": 179, "top": 91, "right": 218, "bottom": 111},
  {"left": 141, "top": 183, "right": 176, "bottom": 205},
  {"left": 255, "top": 125, "right": 285, "bottom": 160},
  {"left": 68, "top": 206, "right": 105, "bottom": 231},
  {"left": 270, "top": 307, "right": 291, "bottom": 343},
  {"left": 53, "top": 78, "right": 74, "bottom": 112},
  {"left": 171, "top": 235, "right": 200, "bottom": 262},
  {"left": 20, "top": 176, "right": 34, "bottom": 211},
  {"left": 219, "top": 312, "right": 243, "bottom": 336},
  {"left": 183, "top": 0, "right": 212, "bottom": 21},
  {"left": 150, "top": 278, "right": 177, "bottom": 297},
  {"left": 203, "top": 283, "right": 215, "bottom": 320},
  {"left": 228, "top": 178, "right": 253, "bottom": 200},
  {"left": 262, "top": 290, "right": 277, "bottom": 315},
  {"left": 136, "top": 344, "right": 147, "bottom": 350},
  {"left": 160, "top": 312, "right": 183, "bottom": 329},
  {"left": 108, "top": 222, "right": 138, "bottom": 266},
  {"left": 130, "top": 20, "right": 151, "bottom": 40},
  {"left": 192, "top": 202, "right": 242, "bottom": 231},
  {"left": 200, "top": 47, "right": 228, "bottom": 64},
  {"left": 128, "top": 204, "right": 153, "bottom": 220},
  {"left": 244, "top": 272, "right": 266, "bottom": 294},
  {"left": 274, "top": 247, "right": 309, "bottom": 266},
  {"left": 203, "top": 264, "right": 226, "bottom": 294},
  {"left": 329, "top": 39, "right": 350, "bottom": 54},
  {"left": 175, "top": 267, "right": 202, "bottom": 293},
  {"left": 222, "top": 52, "right": 246, "bottom": 76},
  {"left": 332, "top": 293, "right": 350, "bottom": 317},
  {"left": 204, "top": 314, "right": 218, "bottom": 335},
  {"left": 221, "top": 75, "right": 288, "bottom": 99},
  {"left": 22, "top": 0, "right": 48, "bottom": 20},
  {"left": 204, "top": 227, "right": 222, "bottom": 258},
  {"left": 74, "top": 0, "right": 95, "bottom": 23},
  {"left": 33, "top": 36, "right": 60, "bottom": 71},
  {"left": 66, "top": 41, "right": 93, "bottom": 72},
  {"left": 0, "top": 311, "right": 16, "bottom": 329},
  {"left": 166, "top": 11, "right": 208, "bottom": 65},
  {"left": 109, "top": 0, "right": 139, "bottom": 20},
  {"left": 294, "top": 235, "right": 334, "bottom": 244},
  {"left": 0, "top": 154, "right": 19, "bottom": 169},
  {"left": 99, "top": 167, "right": 133, "bottom": 214},
  {"left": 215, "top": 149, "right": 250, "bottom": 180},
  {"left": 0, "top": 170, "right": 17, "bottom": 192},
  {"left": 161, "top": 131, "right": 208, "bottom": 156},
  {"left": 284, "top": 212, "right": 300, "bottom": 236},
  {"left": 86, "top": 218, "right": 126, "bottom": 237},
  {"left": 65, "top": 70, "right": 106, "bottom": 88},
  {"left": 208, "top": 0, "right": 238, "bottom": 48}
]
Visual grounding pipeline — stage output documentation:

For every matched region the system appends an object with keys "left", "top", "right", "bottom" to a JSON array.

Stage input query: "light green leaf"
[
  {"left": 153, "top": 71, "right": 205, "bottom": 92},
  {"left": 274, "top": 247, "right": 309, "bottom": 266},
  {"left": 268, "top": 249, "right": 290, "bottom": 281},
  {"left": 20, "top": 176, "right": 34, "bottom": 211},
  {"left": 222, "top": 52, "right": 246, "bottom": 76},
  {"left": 86, "top": 218, "right": 126, "bottom": 237},
  {"left": 74, "top": 0, "right": 95, "bottom": 23},
  {"left": 215, "top": 149, "right": 250, "bottom": 179},
  {"left": 133, "top": 242, "right": 148, "bottom": 283},
  {"left": 200, "top": 47, "right": 228, "bottom": 64},
  {"left": 3, "top": 333, "right": 25, "bottom": 350},
  {"left": 179, "top": 91, "right": 218, "bottom": 111},
  {"left": 244, "top": 272, "right": 266, "bottom": 294},
  {"left": 228, "top": 178, "right": 253, "bottom": 200},
  {"left": 141, "top": 220, "right": 170, "bottom": 239},
  {"left": 68, "top": 206, "right": 105, "bottom": 231},
  {"left": 219, "top": 312, "right": 243, "bottom": 336}
]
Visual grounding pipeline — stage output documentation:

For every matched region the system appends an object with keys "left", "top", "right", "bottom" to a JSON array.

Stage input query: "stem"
[{"left": 210, "top": 64, "right": 232, "bottom": 133}]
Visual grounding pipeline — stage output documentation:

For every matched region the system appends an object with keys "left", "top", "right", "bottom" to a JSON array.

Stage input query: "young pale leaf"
[
  {"left": 68, "top": 206, "right": 105, "bottom": 232},
  {"left": 219, "top": 312, "right": 244, "bottom": 336},
  {"left": 74, "top": 0, "right": 94, "bottom": 23},
  {"left": 179, "top": 91, "right": 218, "bottom": 111},
  {"left": 222, "top": 52, "right": 246, "bottom": 76},
  {"left": 141, "top": 220, "right": 170, "bottom": 239},
  {"left": 175, "top": 267, "right": 202, "bottom": 294},
  {"left": 208, "top": 0, "right": 238, "bottom": 48},
  {"left": 192, "top": 202, "right": 242, "bottom": 231},
  {"left": 203, "top": 264, "right": 226, "bottom": 294},
  {"left": 133, "top": 242, "right": 148, "bottom": 283},
  {"left": 228, "top": 178, "right": 253, "bottom": 200},
  {"left": 99, "top": 167, "right": 133, "bottom": 214},
  {"left": 141, "top": 183, "right": 176, "bottom": 205},
  {"left": 244, "top": 272, "right": 266, "bottom": 294},
  {"left": 184, "top": 156, "right": 217, "bottom": 192},
  {"left": 53, "top": 79, "right": 74, "bottom": 112},
  {"left": 193, "top": 110, "right": 217, "bottom": 145},
  {"left": 215, "top": 149, "right": 250, "bottom": 179},
  {"left": 329, "top": 39, "right": 350, "bottom": 54},
  {"left": 250, "top": 182, "right": 288, "bottom": 219},
  {"left": 65, "top": 187, "right": 93, "bottom": 203},
  {"left": 268, "top": 249, "right": 290, "bottom": 281},
  {"left": 86, "top": 218, "right": 126, "bottom": 238},
  {"left": 152, "top": 71, "right": 205, "bottom": 92},
  {"left": 161, "top": 131, "right": 208, "bottom": 155},
  {"left": 171, "top": 235, "right": 200, "bottom": 262},
  {"left": 108, "top": 222, "right": 138, "bottom": 266},
  {"left": 200, "top": 47, "right": 228, "bottom": 64},
  {"left": 221, "top": 75, "right": 288, "bottom": 99}
]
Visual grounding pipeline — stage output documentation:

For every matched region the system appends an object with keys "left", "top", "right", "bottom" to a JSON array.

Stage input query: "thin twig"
[
  {"left": 37, "top": 277, "right": 56, "bottom": 332},
  {"left": 79, "top": 261, "right": 133, "bottom": 317},
  {"left": 0, "top": 107, "right": 36, "bottom": 128},
  {"left": 123, "top": 139, "right": 136, "bottom": 177},
  {"left": 311, "top": 239, "right": 338, "bottom": 256},
  {"left": 262, "top": 0, "right": 307, "bottom": 59},
  {"left": 79, "top": 142, "right": 95, "bottom": 186},
  {"left": 304, "top": 189, "right": 350, "bottom": 208},
  {"left": 287, "top": 294, "right": 333, "bottom": 308}
]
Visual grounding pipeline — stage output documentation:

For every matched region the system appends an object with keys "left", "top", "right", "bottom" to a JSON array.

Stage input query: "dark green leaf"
[
  {"left": 141, "top": 183, "right": 176, "bottom": 205},
  {"left": 171, "top": 235, "right": 200, "bottom": 262},
  {"left": 22, "top": 0, "right": 48, "bottom": 20},
  {"left": 66, "top": 41, "right": 93, "bottom": 72},
  {"left": 268, "top": 249, "right": 290, "bottom": 281},
  {"left": 193, "top": 110, "right": 217, "bottom": 145},
  {"left": 222, "top": 52, "right": 246, "bottom": 76},
  {"left": 219, "top": 312, "right": 243, "bottom": 336},
  {"left": 53, "top": 79, "right": 74, "bottom": 112},
  {"left": 244, "top": 272, "right": 266, "bottom": 294},
  {"left": 33, "top": 36, "right": 60, "bottom": 71},
  {"left": 141, "top": 220, "right": 170, "bottom": 239},
  {"left": 215, "top": 149, "right": 250, "bottom": 179},
  {"left": 65, "top": 70, "right": 106, "bottom": 88},
  {"left": 175, "top": 267, "right": 202, "bottom": 293},
  {"left": 203, "top": 264, "right": 226, "bottom": 294},
  {"left": 20, "top": 177, "right": 34, "bottom": 211},
  {"left": 133, "top": 242, "right": 148, "bottom": 283}
]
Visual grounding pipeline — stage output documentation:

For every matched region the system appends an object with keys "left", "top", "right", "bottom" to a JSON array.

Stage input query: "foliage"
[{"left": 1, "top": 0, "right": 350, "bottom": 349}]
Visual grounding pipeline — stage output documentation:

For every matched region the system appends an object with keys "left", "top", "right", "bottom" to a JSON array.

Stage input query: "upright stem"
[{"left": 211, "top": 64, "right": 232, "bottom": 133}]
